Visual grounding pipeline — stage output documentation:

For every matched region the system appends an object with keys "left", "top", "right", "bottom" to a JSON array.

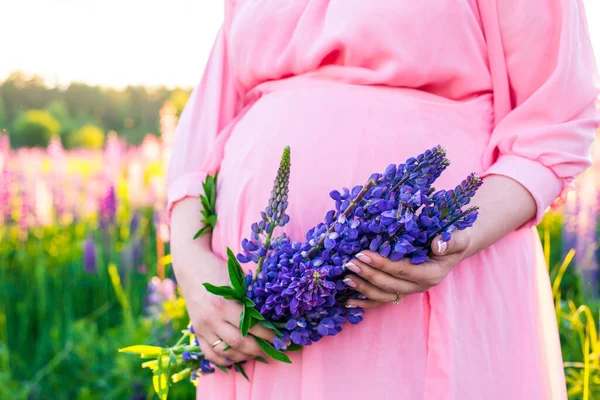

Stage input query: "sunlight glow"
[{"left": 0, "top": 1, "right": 598, "bottom": 88}]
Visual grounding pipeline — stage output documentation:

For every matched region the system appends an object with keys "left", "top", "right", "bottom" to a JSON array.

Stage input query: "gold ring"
[
  {"left": 392, "top": 293, "right": 401, "bottom": 305},
  {"left": 211, "top": 339, "right": 223, "bottom": 348}
]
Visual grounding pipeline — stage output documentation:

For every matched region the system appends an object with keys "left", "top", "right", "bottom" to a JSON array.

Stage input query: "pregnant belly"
[{"left": 212, "top": 81, "right": 493, "bottom": 262}]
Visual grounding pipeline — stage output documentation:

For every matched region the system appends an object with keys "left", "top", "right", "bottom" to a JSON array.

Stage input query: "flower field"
[
  {"left": 0, "top": 105, "right": 194, "bottom": 399},
  {"left": 0, "top": 104, "right": 598, "bottom": 398}
]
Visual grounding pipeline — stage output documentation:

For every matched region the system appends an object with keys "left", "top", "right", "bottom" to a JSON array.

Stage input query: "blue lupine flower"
[
  {"left": 199, "top": 359, "right": 214, "bottom": 374},
  {"left": 83, "top": 236, "right": 97, "bottom": 273},
  {"left": 187, "top": 146, "right": 481, "bottom": 374}
]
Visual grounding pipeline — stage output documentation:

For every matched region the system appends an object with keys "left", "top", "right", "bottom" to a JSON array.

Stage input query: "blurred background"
[{"left": 0, "top": 1, "right": 599, "bottom": 399}]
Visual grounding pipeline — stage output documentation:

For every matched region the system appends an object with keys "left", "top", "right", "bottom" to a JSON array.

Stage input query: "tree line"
[{"left": 0, "top": 71, "right": 191, "bottom": 149}]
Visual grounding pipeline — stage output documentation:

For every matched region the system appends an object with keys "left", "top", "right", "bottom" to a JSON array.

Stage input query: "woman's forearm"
[
  {"left": 170, "top": 197, "right": 219, "bottom": 293},
  {"left": 465, "top": 174, "right": 537, "bottom": 258}
]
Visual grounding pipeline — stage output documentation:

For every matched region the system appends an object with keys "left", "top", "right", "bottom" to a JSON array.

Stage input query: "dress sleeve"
[
  {"left": 166, "top": 23, "right": 242, "bottom": 216},
  {"left": 480, "top": 0, "right": 600, "bottom": 226}
]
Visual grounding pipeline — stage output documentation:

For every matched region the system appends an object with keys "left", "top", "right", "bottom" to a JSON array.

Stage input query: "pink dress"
[{"left": 168, "top": 1, "right": 600, "bottom": 399}]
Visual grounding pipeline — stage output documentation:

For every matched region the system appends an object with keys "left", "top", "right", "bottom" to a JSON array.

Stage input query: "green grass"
[
  {"left": 0, "top": 208, "right": 193, "bottom": 399},
  {"left": 0, "top": 208, "right": 598, "bottom": 399},
  {"left": 539, "top": 213, "right": 600, "bottom": 399}
]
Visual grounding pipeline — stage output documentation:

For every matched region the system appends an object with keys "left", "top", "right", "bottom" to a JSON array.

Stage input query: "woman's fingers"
[
  {"left": 197, "top": 335, "right": 232, "bottom": 366},
  {"left": 430, "top": 231, "right": 471, "bottom": 257},
  {"left": 345, "top": 298, "right": 390, "bottom": 309},
  {"left": 353, "top": 251, "right": 429, "bottom": 283},
  {"left": 346, "top": 258, "right": 425, "bottom": 294},
  {"left": 220, "top": 298, "right": 276, "bottom": 343},
  {"left": 206, "top": 330, "right": 254, "bottom": 363},
  {"left": 351, "top": 252, "right": 446, "bottom": 290},
  {"left": 248, "top": 323, "right": 276, "bottom": 343},
  {"left": 215, "top": 322, "right": 265, "bottom": 359},
  {"left": 343, "top": 274, "right": 398, "bottom": 303}
]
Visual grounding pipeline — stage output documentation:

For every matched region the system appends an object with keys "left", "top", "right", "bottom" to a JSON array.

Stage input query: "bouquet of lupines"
[{"left": 120, "top": 145, "right": 482, "bottom": 399}]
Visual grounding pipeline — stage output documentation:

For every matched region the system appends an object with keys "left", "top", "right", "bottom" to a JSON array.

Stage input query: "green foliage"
[
  {"left": 194, "top": 172, "right": 219, "bottom": 238},
  {"left": 541, "top": 214, "right": 600, "bottom": 399},
  {"left": 168, "top": 89, "right": 191, "bottom": 117},
  {"left": 10, "top": 109, "right": 60, "bottom": 148},
  {"left": 68, "top": 124, "right": 106, "bottom": 149},
  {"left": 0, "top": 71, "right": 192, "bottom": 147},
  {"left": 0, "top": 93, "right": 7, "bottom": 131},
  {"left": 539, "top": 212, "right": 584, "bottom": 304},
  {"left": 0, "top": 207, "right": 193, "bottom": 399},
  {"left": 45, "top": 99, "right": 76, "bottom": 141}
]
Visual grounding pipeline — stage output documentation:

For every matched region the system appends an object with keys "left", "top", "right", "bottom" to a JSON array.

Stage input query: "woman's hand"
[
  {"left": 170, "top": 198, "right": 274, "bottom": 366},
  {"left": 343, "top": 230, "right": 472, "bottom": 309},
  {"left": 343, "top": 174, "right": 540, "bottom": 308},
  {"left": 183, "top": 265, "right": 275, "bottom": 366}
]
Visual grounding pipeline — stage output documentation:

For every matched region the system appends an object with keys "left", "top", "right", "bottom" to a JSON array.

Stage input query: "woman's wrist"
[{"left": 459, "top": 174, "right": 537, "bottom": 260}]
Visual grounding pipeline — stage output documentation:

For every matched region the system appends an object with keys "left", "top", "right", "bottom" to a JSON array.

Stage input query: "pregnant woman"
[{"left": 168, "top": 1, "right": 599, "bottom": 399}]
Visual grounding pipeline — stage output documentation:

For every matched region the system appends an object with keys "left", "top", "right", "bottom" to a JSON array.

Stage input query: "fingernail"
[
  {"left": 437, "top": 240, "right": 447, "bottom": 254},
  {"left": 345, "top": 304, "right": 358, "bottom": 308},
  {"left": 356, "top": 253, "right": 372, "bottom": 264},
  {"left": 344, "top": 262, "right": 361, "bottom": 274},
  {"left": 343, "top": 277, "right": 357, "bottom": 288}
]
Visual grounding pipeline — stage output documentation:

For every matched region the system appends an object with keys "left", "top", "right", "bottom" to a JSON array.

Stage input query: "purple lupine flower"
[
  {"left": 244, "top": 147, "right": 480, "bottom": 350},
  {"left": 129, "top": 212, "right": 141, "bottom": 237},
  {"left": 199, "top": 359, "right": 214, "bottom": 374},
  {"left": 99, "top": 185, "right": 116, "bottom": 227},
  {"left": 0, "top": 167, "right": 11, "bottom": 223},
  {"left": 237, "top": 147, "right": 290, "bottom": 268},
  {"left": 18, "top": 184, "right": 32, "bottom": 233},
  {"left": 189, "top": 146, "right": 482, "bottom": 374},
  {"left": 145, "top": 277, "right": 176, "bottom": 310},
  {"left": 83, "top": 237, "right": 97, "bottom": 273}
]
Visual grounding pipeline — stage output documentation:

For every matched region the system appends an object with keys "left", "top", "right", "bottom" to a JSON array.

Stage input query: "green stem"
[
  {"left": 424, "top": 206, "right": 479, "bottom": 247},
  {"left": 255, "top": 228, "right": 275, "bottom": 278},
  {"left": 306, "top": 178, "right": 376, "bottom": 259},
  {"left": 171, "top": 345, "right": 201, "bottom": 355},
  {"left": 173, "top": 332, "right": 189, "bottom": 348},
  {"left": 388, "top": 158, "right": 446, "bottom": 195}
]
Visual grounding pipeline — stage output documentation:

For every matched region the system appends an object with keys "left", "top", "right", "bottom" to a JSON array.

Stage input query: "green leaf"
[
  {"left": 244, "top": 298, "right": 256, "bottom": 307},
  {"left": 271, "top": 321, "right": 287, "bottom": 329},
  {"left": 202, "top": 283, "right": 239, "bottom": 299},
  {"left": 152, "top": 370, "right": 169, "bottom": 400},
  {"left": 249, "top": 318, "right": 259, "bottom": 330},
  {"left": 200, "top": 196, "right": 211, "bottom": 214},
  {"left": 226, "top": 248, "right": 246, "bottom": 296},
  {"left": 239, "top": 306, "right": 246, "bottom": 332},
  {"left": 247, "top": 307, "right": 264, "bottom": 321},
  {"left": 196, "top": 172, "right": 219, "bottom": 239},
  {"left": 215, "top": 364, "right": 229, "bottom": 374},
  {"left": 258, "top": 320, "right": 283, "bottom": 338},
  {"left": 208, "top": 214, "right": 217, "bottom": 227},
  {"left": 210, "top": 171, "right": 218, "bottom": 205},
  {"left": 235, "top": 363, "right": 250, "bottom": 381},
  {"left": 286, "top": 344, "right": 303, "bottom": 352},
  {"left": 152, "top": 351, "right": 171, "bottom": 400},
  {"left": 169, "top": 349, "right": 177, "bottom": 365},
  {"left": 194, "top": 226, "right": 211, "bottom": 239},
  {"left": 222, "top": 344, "right": 231, "bottom": 351},
  {"left": 254, "top": 357, "right": 269, "bottom": 364},
  {"left": 253, "top": 337, "right": 291, "bottom": 364},
  {"left": 240, "top": 305, "right": 252, "bottom": 337}
]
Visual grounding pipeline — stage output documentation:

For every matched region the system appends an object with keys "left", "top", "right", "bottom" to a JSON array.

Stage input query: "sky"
[{"left": 0, "top": 0, "right": 599, "bottom": 89}]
